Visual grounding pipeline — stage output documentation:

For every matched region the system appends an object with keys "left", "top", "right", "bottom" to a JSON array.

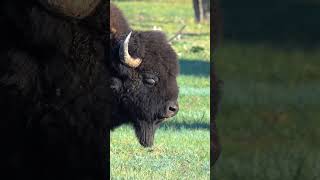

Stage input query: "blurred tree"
[{"left": 193, "top": 0, "right": 210, "bottom": 22}]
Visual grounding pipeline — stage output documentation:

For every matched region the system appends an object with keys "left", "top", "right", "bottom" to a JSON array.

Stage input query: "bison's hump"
[{"left": 38, "top": 0, "right": 101, "bottom": 19}]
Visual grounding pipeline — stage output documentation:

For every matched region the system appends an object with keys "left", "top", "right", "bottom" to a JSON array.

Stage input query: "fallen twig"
[{"left": 168, "top": 25, "right": 186, "bottom": 42}]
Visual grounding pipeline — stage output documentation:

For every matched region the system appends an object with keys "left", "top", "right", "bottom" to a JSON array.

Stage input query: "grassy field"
[
  {"left": 215, "top": 43, "right": 320, "bottom": 180},
  {"left": 110, "top": 1, "right": 320, "bottom": 179},
  {"left": 110, "top": 1, "right": 210, "bottom": 179},
  {"left": 214, "top": 1, "right": 320, "bottom": 179}
]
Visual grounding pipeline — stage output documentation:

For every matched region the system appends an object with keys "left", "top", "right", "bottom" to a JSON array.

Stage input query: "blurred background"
[
  {"left": 110, "top": 0, "right": 211, "bottom": 179},
  {"left": 215, "top": 0, "right": 320, "bottom": 179}
]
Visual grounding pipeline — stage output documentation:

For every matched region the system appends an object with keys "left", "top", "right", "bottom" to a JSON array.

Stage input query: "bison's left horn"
[{"left": 119, "top": 31, "right": 142, "bottom": 68}]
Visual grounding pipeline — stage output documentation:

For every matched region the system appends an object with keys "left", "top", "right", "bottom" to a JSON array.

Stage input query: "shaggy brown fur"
[
  {"left": 0, "top": 1, "right": 110, "bottom": 179},
  {"left": 110, "top": 4, "right": 130, "bottom": 39},
  {"left": 0, "top": 2, "right": 180, "bottom": 179},
  {"left": 109, "top": 3, "right": 179, "bottom": 147}
]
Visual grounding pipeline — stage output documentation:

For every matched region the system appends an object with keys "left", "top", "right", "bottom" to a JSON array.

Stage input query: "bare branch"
[{"left": 168, "top": 25, "right": 186, "bottom": 43}]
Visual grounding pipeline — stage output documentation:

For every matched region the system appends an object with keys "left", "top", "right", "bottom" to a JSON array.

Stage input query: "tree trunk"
[{"left": 193, "top": 0, "right": 210, "bottom": 23}]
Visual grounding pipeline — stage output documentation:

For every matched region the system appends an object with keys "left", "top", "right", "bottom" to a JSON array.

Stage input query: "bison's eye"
[
  {"left": 144, "top": 78, "right": 156, "bottom": 86},
  {"left": 143, "top": 74, "right": 158, "bottom": 86}
]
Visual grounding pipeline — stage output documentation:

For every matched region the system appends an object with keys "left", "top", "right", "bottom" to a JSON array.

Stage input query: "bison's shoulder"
[{"left": 110, "top": 3, "right": 130, "bottom": 39}]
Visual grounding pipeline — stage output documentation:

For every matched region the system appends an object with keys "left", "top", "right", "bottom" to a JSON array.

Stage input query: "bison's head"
[{"left": 110, "top": 31, "right": 179, "bottom": 147}]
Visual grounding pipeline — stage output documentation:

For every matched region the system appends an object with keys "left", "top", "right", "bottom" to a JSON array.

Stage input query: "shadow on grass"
[
  {"left": 160, "top": 121, "right": 210, "bottom": 130},
  {"left": 221, "top": 1, "right": 320, "bottom": 48},
  {"left": 182, "top": 32, "right": 210, "bottom": 37},
  {"left": 179, "top": 60, "right": 210, "bottom": 77}
]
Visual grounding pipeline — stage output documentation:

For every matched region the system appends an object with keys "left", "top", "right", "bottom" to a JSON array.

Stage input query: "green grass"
[
  {"left": 111, "top": 1, "right": 210, "bottom": 179},
  {"left": 214, "top": 41, "right": 320, "bottom": 179},
  {"left": 214, "top": 1, "right": 320, "bottom": 178}
]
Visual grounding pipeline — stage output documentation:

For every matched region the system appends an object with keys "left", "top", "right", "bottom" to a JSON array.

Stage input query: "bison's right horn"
[
  {"left": 38, "top": 0, "right": 101, "bottom": 19},
  {"left": 119, "top": 31, "right": 142, "bottom": 68}
]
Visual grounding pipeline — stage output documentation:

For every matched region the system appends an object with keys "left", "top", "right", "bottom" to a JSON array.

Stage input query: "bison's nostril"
[
  {"left": 169, "top": 106, "right": 177, "bottom": 112},
  {"left": 167, "top": 102, "right": 179, "bottom": 117},
  {"left": 161, "top": 101, "right": 179, "bottom": 119}
]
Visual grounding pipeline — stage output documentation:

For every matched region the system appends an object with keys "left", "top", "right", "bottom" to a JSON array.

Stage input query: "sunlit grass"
[{"left": 111, "top": 127, "right": 209, "bottom": 179}]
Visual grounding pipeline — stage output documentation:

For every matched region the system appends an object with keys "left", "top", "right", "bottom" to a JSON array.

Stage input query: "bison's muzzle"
[{"left": 162, "top": 101, "right": 179, "bottom": 118}]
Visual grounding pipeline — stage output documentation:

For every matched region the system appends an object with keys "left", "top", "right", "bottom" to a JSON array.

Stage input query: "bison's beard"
[
  {"left": 110, "top": 106, "right": 161, "bottom": 147},
  {"left": 110, "top": 90, "right": 163, "bottom": 147},
  {"left": 133, "top": 120, "right": 160, "bottom": 147}
]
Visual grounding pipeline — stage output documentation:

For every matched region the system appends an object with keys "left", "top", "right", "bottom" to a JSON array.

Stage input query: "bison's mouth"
[{"left": 133, "top": 120, "right": 159, "bottom": 147}]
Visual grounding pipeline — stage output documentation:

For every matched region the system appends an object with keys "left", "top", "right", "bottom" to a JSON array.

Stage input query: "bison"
[
  {"left": 109, "top": 3, "right": 179, "bottom": 147},
  {"left": 212, "top": 0, "right": 222, "bottom": 167},
  {"left": 0, "top": 0, "right": 179, "bottom": 179},
  {"left": 1, "top": 0, "right": 110, "bottom": 179}
]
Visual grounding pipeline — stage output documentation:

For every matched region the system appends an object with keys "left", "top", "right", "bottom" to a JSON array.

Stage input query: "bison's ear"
[{"left": 38, "top": 0, "right": 101, "bottom": 19}]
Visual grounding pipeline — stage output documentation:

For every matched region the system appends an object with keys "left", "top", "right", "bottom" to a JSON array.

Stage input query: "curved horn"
[
  {"left": 38, "top": 0, "right": 101, "bottom": 19},
  {"left": 119, "top": 31, "right": 142, "bottom": 68}
]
